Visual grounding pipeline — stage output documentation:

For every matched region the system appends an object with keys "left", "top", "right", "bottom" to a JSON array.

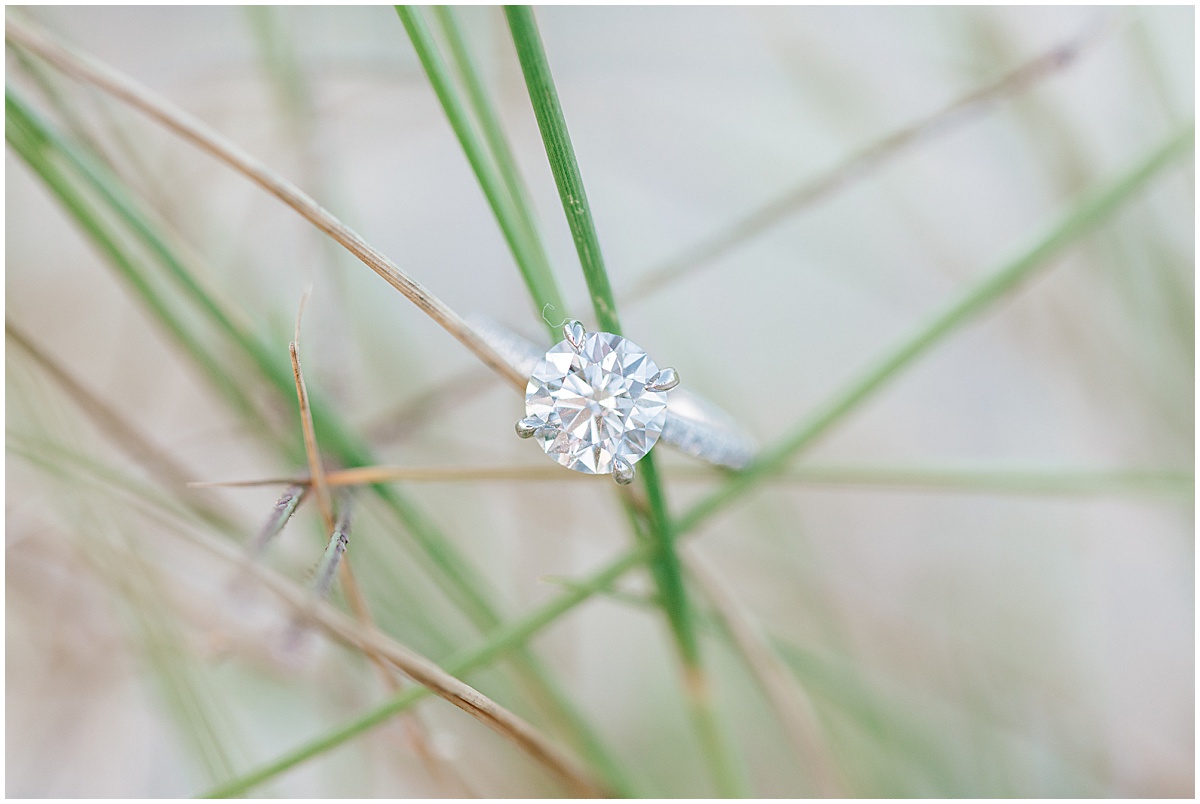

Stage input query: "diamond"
[{"left": 524, "top": 330, "right": 670, "bottom": 475}]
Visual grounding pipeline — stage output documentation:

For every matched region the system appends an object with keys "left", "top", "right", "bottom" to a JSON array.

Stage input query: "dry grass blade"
[
  {"left": 686, "top": 547, "right": 845, "bottom": 797},
  {"left": 189, "top": 463, "right": 1194, "bottom": 498},
  {"left": 265, "top": 586, "right": 608, "bottom": 797},
  {"left": 191, "top": 465, "right": 580, "bottom": 487},
  {"left": 274, "top": 616, "right": 608, "bottom": 797},
  {"left": 288, "top": 311, "right": 376, "bottom": 647},
  {"left": 4, "top": 15, "right": 524, "bottom": 390},
  {"left": 620, "top": 15, "right": 1115, "bottom": 302},
  {"left": 289, "top": 290, "right": 334, "bottom": 532}
]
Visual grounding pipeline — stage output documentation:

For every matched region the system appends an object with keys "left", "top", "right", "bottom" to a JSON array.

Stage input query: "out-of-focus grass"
[
  {"left": 6, "top": 5, "right": 1194, "bottom": 798},
  {"left": 7, "top": 361, "right": 246, "bottom": 790},
  {"left": 192, "top": 115, "right": 1191, "bottom": 797}
]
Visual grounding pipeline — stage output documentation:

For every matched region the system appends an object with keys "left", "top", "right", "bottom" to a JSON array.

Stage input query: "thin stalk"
[
  {"left": 208, "top": 122, "right": 1194, "bottom": 790},
  {"left": 290, "top": 340, "right": 334, "bottom": 530},
  {"left": 395, "top": 5, "right": 565, "bottom": 333},
  {"left": 289, "top": 313, "right": 403, "bottom": 719},
  {"left": 504, "top": 6, "right": 744, "bottom": 794}
]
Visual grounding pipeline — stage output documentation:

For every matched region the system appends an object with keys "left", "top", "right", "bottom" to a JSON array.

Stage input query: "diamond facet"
[{"left": 524, "top": 331, "right": 669, "bottom": 475}]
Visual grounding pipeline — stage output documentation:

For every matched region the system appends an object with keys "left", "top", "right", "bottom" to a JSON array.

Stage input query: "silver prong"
[
  {"left": 516, "top": 416, "right": 541, "bottom": 439},
  {"left": 563, "top": 320, "right": 586, "bottom": 350},
  {"left": 648, "top": 367, "right": 679, "bottom": 391},
  {"left": 612, "top": 456, "right": 635, "bottom": 485}
]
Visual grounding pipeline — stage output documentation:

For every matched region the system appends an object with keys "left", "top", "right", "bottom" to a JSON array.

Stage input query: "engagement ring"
[{"left": 470, "top": 316, "right": 757, "bottom": 485}]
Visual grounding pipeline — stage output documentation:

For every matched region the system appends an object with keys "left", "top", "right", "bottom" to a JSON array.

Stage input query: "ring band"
[{"left": 470, "top": 315, "right": 757, "bottom": 473}]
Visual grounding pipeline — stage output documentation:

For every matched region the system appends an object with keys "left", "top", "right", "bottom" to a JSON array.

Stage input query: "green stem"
[
  {"left": 430, "top": 5, "right": 563, "bottom": 324},
  {"left": 395, "top": 5, "right": 565, "bottom": 334},
  {"left": 637, "top": 454, "right": 697, "bottom": 664},
  {"left": 503, "top": 5, "right": 620, "bottom": 334}
]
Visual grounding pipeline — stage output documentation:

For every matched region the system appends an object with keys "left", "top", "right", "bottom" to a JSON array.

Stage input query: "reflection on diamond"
[{"left": 524, "top": 331, "right": 669, "bottom": 475}]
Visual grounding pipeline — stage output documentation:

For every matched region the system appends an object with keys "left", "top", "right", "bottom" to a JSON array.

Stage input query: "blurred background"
[{"left": 5, "top": 5, "right": 1194, "bottom": 797}]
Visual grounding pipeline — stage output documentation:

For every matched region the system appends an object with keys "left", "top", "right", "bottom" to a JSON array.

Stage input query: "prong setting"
[
  {"left": 648, "top": 367, "right": 679, "bottom": 392},
  {"left": 516, "top": 416, "right": 542, "bottom": 439},
  {"left": 611, "top": 456, "right": 635, "bottom": 485},
  {"left": 562, "top": 320, "right": 586, "bottom": 351}
]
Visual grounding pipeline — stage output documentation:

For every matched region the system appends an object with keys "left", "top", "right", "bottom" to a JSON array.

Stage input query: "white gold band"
[{"left": 470, "top": 316, "right": 757, "bottom": 470}]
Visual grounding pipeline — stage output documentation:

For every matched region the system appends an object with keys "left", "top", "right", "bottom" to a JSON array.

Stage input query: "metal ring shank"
[{"left": 469, "top": 316, "right": 757, "bottom": 470}]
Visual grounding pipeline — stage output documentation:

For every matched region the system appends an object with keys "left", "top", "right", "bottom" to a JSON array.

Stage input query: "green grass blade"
[
  {"left": 430, "top": 6, "right": 562, "bottom": 319},
  {"left": 674, "top": 122, "right": 1195, "bottom": 536},
  {"left": 636, "top": 454, "right": 697, "bottom": 663},
  {"left": 395, "top": 5, "right": 565, "bottom": 333},
  {"left": 503, "top": 6, "right": 620, "bottom": 334}
]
